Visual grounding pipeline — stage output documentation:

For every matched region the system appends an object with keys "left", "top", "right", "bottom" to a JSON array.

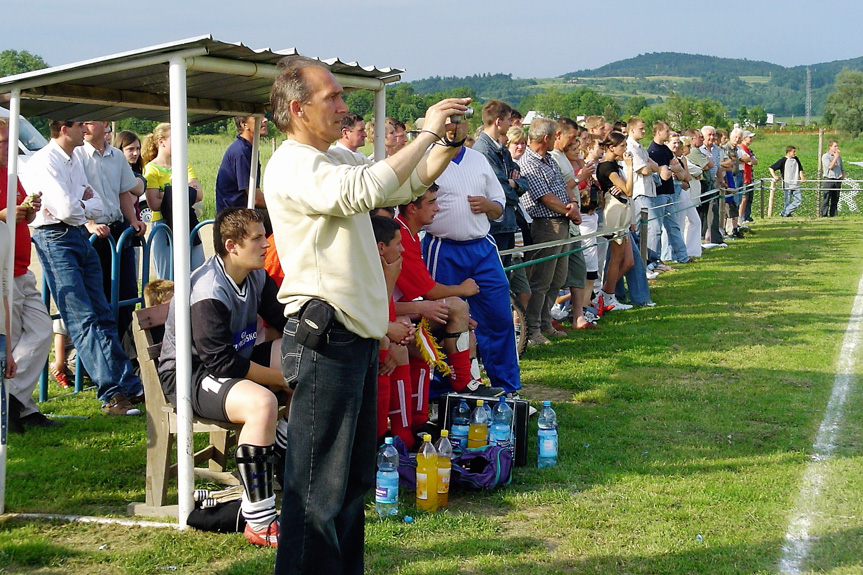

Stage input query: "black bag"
[
  {"left": 295, "top": 298, "right": 336, "bottom": 351},
  {"left": 187, "top": 499, "right": 245, "bottom": 533},
  {"left": 161, "top": 184, "right": 202, "bottom": 246}
]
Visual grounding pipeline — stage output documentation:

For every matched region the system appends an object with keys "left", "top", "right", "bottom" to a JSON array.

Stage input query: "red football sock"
[
  {"left": 447, "top": 348, "right": 472, "bottom": 392},
  {"left": 388, "top": 362, "right": 413, "bottom": 449},
  {"left": 409, "top": 356, "right": 430, "bottom": 430}
]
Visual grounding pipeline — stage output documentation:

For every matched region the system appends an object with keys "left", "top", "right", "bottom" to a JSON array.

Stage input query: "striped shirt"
[
  {"left": 519, "top": 147, "right": 569, "bottom": 219},
  {"left": 424, "top": 147, "right": 505, "bottom": 241}
]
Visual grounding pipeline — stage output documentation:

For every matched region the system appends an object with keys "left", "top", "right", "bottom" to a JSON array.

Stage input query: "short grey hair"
[
  {"left": 270, "top": 55, "right": 329, "bottom": 133},
  {"left": 528, "top": 117, "right": 556, "bottom": 143},
  {"left": 701, "top": 125, "right": 715, "bottom": 138}
]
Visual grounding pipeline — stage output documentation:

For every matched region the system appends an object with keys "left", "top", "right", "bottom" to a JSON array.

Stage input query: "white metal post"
[
  {"left": 247, "top": 116, "right": 261, "bottom": 209},
  {"left": 168, "top": 57, "right": 194, "bottom": 528},
  {"left": 374, "top": 88, "right": 386, "bottom": 161},
  {"left": 0, "top": 88, "right": 21, "bottom": 515}
]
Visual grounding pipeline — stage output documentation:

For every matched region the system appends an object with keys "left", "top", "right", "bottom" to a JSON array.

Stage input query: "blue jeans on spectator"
[
  {"left": 149, "top": 223, "right": 205, "bottom": 281},
  {"left": 643, "top": 193, "right": 689, "bottom": 263},
  {"left": 782, "top": 186, "right": 802, "bottom": 216},
  {"left": 659, "top": 184, "right": 692, "bottom": 263},
  {"left": 32, "top": 225, "right": 142, "bottom": 404},
  {"left": 610, "top": 231, "right": 652, "bottom": 305},
  {"left": 276, "top": 316, "right": 378, "bottom": 575}
]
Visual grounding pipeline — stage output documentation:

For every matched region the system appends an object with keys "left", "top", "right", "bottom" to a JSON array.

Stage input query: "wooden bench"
[{"left": 127, "top": 302, "right": 240, "bottom": 519}]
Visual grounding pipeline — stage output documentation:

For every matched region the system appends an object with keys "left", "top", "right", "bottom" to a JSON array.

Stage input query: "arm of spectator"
[
  {"left": 395, "top": 298, "right": 450, "bottom": 324},
  {"left": 119, "top": 191, "right": 146, "bottom": 236},
  {"left": 467, "top": 195, "right": 503, "bottom": 220},
  {"left": 258, "top": 275, "right": 288, "bottom": 333},
  {"left": 189, "top": 177, "right": 203, "bottom": 202},
  {"left": 426, "top": 279, "right": 479, "bottom": 299},
  {"left": 386, "top": 318, "right": 415, "bottom": 347}
]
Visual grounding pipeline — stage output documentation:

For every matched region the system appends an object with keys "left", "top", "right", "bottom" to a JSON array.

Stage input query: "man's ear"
[
  {"left": 224, "top": 238, "right": 237, "bottom": 254},
  {"left": 289, "top": 99, "right": 303, "bottom": 119},
  {"left": 377, "top": 241, "right": 386, "bottom": 256}
]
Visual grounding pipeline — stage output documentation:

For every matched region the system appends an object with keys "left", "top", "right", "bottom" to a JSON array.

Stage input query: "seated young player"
[
  {"left": 371, "top": 215, "right": 416, "bottom": 446},
  {"left": 157, "top": 208, "right": 288, "bottom": 548}
]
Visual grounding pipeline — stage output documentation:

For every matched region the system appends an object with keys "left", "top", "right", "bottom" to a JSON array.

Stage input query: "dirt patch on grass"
[{"left": 518, "top": 382, "right": 576, "bottom": 403}]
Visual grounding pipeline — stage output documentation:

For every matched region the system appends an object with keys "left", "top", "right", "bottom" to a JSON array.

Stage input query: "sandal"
[{"left": 50, "top": 364, "right": 70, "bottom": 388}]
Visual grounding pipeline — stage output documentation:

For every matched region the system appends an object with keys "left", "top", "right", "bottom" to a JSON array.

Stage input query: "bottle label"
[
  {"left": 539, "top": 432, "right": 558, "bottom": 458},
  {"left": 416, "top": 472, "right": 428, "bottom": 500},
  {"left": 437, "top": 467, "right": 450, "bottom": 494},
  {"left": 375, "top": 485, "right": 397, "bottom": 504}
]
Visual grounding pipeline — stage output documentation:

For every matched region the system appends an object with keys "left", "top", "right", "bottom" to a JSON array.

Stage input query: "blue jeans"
[
  {"left": 32, "top": 225, "right": 142, "bottom": 404},
  {"left": 276, "top": 316, "right": 378, "bottom": 575},
  {"left": 782, "top": 187, "right": 802, "bottom": 216},
  {"left": 149, "top": 223, "right": 205, "bottom": 281},
  {"left": 642, "top": 194, "right": 689, "bottom": 263},
  {"left": 611, "top": 231, "right": 652, "bottom": 305}
]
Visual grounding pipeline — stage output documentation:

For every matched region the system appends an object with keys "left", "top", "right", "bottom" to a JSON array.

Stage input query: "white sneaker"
[
  {"left": 646, "top": 270, "right": 659, "bottom": 280},
  {"left": 604, "top": 294, "right": 633, "bottom": 311}
]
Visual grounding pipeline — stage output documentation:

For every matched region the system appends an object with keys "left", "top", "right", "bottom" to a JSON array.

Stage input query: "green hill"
[{"left": 402, "top": 52, "right": 863, "bottom": 118}]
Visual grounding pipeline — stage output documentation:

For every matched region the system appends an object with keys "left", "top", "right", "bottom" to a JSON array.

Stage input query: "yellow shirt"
[{"left": 143, "top": 162, "right": 197, "bottom": 221}]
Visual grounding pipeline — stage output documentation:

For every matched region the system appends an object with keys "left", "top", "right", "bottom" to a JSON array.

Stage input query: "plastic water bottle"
[
  {"left": 450, "top": 399, "right": 470, "bottom": 449},
  {"left": 490, "top": 396, "right": 514, "bottom": 453},
  {"left": 375, "top": 437, "right": 399, "bottom": 517},
  {"left": 481, "top": 400, "right": 493, "bottom": 441},
  {"left": 537, "top": 401, "right": 558, "bottom": 468},
  {"left": 468, "top": 400, "right": 490, "bottom": 448},
  {"left": 415, "top": 434, "right": 438, "bottom": 512},
  {"left": 435, "top": 430, "right": 453, "bottom": 508}
]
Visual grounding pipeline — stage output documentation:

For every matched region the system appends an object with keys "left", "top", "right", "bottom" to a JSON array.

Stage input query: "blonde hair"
[
  {"left": 143, "top": 279, "right": 174, "bottom": 307},
  {"left": 506, "top": 126, "right": 526, "bottom": 144},
  {"left": 141, "top": 123, "right": 170, "bottom": 165}
]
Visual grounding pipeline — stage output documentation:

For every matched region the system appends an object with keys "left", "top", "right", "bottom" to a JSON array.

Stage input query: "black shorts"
[{"left": 159, "top": 341, "right": 275, "bottom": 422}]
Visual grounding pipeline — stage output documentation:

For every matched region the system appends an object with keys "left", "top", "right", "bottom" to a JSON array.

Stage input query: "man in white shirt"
[
  {"left": 24, "top": 120, "right": 143, "bottom": 417},
  {"left": 333, "top": 113, "right": 369, "bottom": 161},
  {"left": 421, "top": 144, "right": 521, "bottom": 395},
  {"left": 76, "top": 120, "right": 145, "bottom": 338}
]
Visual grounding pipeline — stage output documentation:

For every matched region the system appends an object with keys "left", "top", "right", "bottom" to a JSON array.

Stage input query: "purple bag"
[
  {"left": 392, "top": 436, "right": 417, "bottom": 490},
  {"left": 452, "top": 444, "right": 513, "bottom": 490}
]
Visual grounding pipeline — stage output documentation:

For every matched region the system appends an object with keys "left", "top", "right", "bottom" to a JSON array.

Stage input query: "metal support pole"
[
  {"left": 639, "top": 207, "right": 648, "bottom": 264},
  {"left": 374, "top": 89, "right": 386, "bottom": 161},
  {"left": 169, "top": 56, "right": 193, "bottom": 529},
  {"left": 760, "top": 181, "right": 765, "bottom": 219},
  {"left": 247, "top": 116, "right": 261, "bottom": 209},
  {"left": 0, "top": 88, "right": 21, "bottom": 515}
]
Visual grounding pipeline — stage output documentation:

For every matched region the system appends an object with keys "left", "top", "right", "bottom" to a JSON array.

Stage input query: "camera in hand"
[{"left": 451, "top": 107, "right": 474, "bottom": 124}]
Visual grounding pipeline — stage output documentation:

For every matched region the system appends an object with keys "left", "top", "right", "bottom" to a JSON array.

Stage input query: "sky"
[{"left": 2, "top": 0, "right": 861, "bottom": 82}]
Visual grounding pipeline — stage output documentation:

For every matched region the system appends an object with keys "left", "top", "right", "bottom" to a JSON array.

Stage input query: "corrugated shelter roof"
[{"left": 0, "top": 35, "right": 403, "bottom": 125}]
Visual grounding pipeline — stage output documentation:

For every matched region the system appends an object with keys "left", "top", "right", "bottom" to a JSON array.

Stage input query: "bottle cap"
[
  {"left": 440, "top": 429, "right": 449, "bottom": 437},
  {"left": 384, "top": 437, "right": 394, "bottom": 444},
  {"left": 422, "top": 434, "right": 431, "bottom": 441},
  {"left": 476, "top": 399, "right": 484, "bottom": 406},
  {"left": 543, "top": 400, "right": 551, "bottom": 407}
]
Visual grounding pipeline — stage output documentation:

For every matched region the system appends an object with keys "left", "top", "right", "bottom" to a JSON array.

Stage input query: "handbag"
[{"left": 452, "top": 444, "right": 513, "bottom": 490}]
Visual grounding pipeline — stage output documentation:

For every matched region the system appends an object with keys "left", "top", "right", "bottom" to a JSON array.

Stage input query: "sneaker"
[
  {"left": 528, "top": 333, "right": 552, "bottom": 346},
  {"left": 635, "top": 300, "right": 657, "bottom": 308},
  {"left": 19, "top": 412, "right": 63, "bottom": 429},
  {"left": 653, "top": 262, "right": 674, "bottom": 272},
  {"left": 465, "top": 379, "right": 505, "bottom": 397},
  {"left": 130, "top": 392, "right": 145, "bottom": 405},
  {"left": 737, "top": 224, "right": 750, "bottom": 231},
  {"left": 717, "top": 243, "right": 728, "bottom": 248},
  {"left": 101, "top": 393, "right": 141, "bottom": 416},
  {"left": 646, "top": 270, "right": 659, "bottom": 280},
  {"left": 428, "top": 402, "right": 439, "bottom": 424},
  {"left": 543, "top": 328, "right": 567, "bottom": 338},
  {"left": 604, "top": 294, "right": 633, "bottom": 311},
  {"left": 702, "top": 243, "right": 720, "bottom": 250},
  {"left": 244, "top": 520, "right": 280, "bottom": 548},
  {"left": 583, "top": 309, "right": 600, "bottom": 324}
]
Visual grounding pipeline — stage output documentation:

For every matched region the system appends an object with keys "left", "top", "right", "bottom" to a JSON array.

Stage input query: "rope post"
[
  {"left": 817, "top": 129, "right": 824, "bottom": 217},
  {"left": 760, "top": 181, "right": 765, "bottom": 219},
  {"left": 639, "top": 207, "right": 648, "bottom": 264}
]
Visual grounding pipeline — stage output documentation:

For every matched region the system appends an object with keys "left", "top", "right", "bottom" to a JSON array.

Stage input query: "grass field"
[{"left": 3, "top": 216, "right": 863, "bottom": 574}]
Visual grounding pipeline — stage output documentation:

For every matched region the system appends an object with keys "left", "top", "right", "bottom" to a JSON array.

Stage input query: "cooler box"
[{"left": 438, "top": 393, "right": 530, "bottom": 467}]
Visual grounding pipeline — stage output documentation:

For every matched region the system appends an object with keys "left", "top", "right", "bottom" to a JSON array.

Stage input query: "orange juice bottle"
[
  {"left": 435, "top": 430, "right": 453, "bottom": 508},
  {"left": 415, "top": 434, "right": 438, "bottom": 512},
  {"left": 467, "top": 400, "right": 489, "bottom": 448}
]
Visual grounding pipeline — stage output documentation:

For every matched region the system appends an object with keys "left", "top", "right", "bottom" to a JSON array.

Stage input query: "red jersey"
[
  {"left": 393, "top": 215, "right": 435, "bottom": 302},
  {"left": 0, "top": 169, "right": 32, "bottom": 276}
]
